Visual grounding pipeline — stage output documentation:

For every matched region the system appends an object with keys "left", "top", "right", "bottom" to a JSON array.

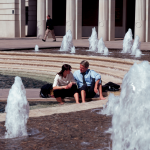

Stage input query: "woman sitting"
[{"left": 53, "top": 64, "right": 79, "bottom": 104}]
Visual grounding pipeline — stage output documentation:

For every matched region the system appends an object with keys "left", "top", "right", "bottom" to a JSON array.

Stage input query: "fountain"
[
  {"left": 60, "top": 30, "right": 75, "bottom": 52},
  {"left": 103, "top": 47, "right": 109, "bottom": 55},
  {"left": 131, "top": 35, "right": 142, "bottom": 57},
  {"left": 5, "top": 76, "right": 29, "bottom": 139},
  {"left": 101, "top": 61, "right": 150, "bottom": 150},
  {"left": 122, "top": 28, "right": 133, "bottom": 53},
  {"left": 70, "top": 46, "right": 76, "bottom": 53},
  {"left": 97, "top": 38, "right": 105, "bottom": 53},
  {"left": 135, "top": 49, "right": 142, "bottom": 58},
  {"left": 88, "top": 27, "right": 98, "bottom": 52},
  {"left": 97, "top": 38, "right": 109, "bottom": 55},
  {"left": 35, "top": 45, "right": 39, "bottom": 51},
  {"left": 131, "top": 35, "right": 140, "bottom": 55}
]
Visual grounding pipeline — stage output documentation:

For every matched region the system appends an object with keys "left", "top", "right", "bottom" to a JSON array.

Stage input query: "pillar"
[
  {"left": 66, "top": 0, "right": 76, "bottom": 39},
  {"left": 75, "top": 0, "right": 82, "bottom": 39},
  {"left": 37, "top": 0, "right": 46, "bottom": 38},
  {"left": 146, "top": 0, "right": 150, "bottom": 42},
  {"left": 109, "top": 0, "right": 115, "bottom": 41},
  {"left": 46, "top": 0, "right": 52, "bottom": 38},
  {"left": 98, "top": 0, "right": 109, "bottom": 41},
  {"left": 19, "top": 0, "right": 25, "bottom": 37},
  {"left": 134, "top": 0, "right": 146, "bottom": 42}
]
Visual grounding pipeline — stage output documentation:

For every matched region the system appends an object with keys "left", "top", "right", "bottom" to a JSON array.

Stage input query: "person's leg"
[
  {"left": 43, "top": 29, "right": 50, "bottom": 41},
  {"left": 74, "top": 92, "right": 80, "bottom": 104},
  {"left": 50, "top": 29, "right": 56, "bottom": 40},
  {"left": 53, "top": 89, "right": 65, "bottom": 104},
  {"left": 98, "top": 83, "right": 106, "bottom": 100},
  {"left": 81, "top": 90, "right": 86, "bottom": 103},
  {"left": 56, "top": 97, "right": 64, "bottom": 104},
  {"left": 79, "top": 84, "right": 88, "bottom": 103},
  {"left": 65, "top": 84, "right": 80, "bottom": 104}
]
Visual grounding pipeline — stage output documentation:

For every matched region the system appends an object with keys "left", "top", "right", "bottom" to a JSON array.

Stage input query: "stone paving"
[
  {"left": 0, "top": 37, "right": 134, "bottom": 149},
  {"left": 0, "top": 37, "right": 150, "bottom": 51},
  {"left": 0, "top": 37, "right": 143, "bottom": 123}
]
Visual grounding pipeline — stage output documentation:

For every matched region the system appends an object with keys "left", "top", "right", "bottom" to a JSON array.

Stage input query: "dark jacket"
[{"left": 46, "top": 18, "right": 54, "bottom": 30}]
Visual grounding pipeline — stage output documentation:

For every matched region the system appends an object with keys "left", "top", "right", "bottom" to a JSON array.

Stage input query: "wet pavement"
[
  {"left": 0, "top": 74, "right": 49, "bottom": 89},
  {"left": 0, "top": 108, "right": 112, "bottom": 150},
  {"left": 12, "top": 48, "right": 150, "bottom": 62}
]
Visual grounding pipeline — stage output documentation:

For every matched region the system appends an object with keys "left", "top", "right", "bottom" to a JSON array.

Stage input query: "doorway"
[
  {"left": 52, "top": 0, "right": 66, "bottom": 36},
  {"left": 82, "top": 0, "right": 99, "bottom": 37},
  {"left": 126, "top": 0, "right": 135, "bottom": 38}
]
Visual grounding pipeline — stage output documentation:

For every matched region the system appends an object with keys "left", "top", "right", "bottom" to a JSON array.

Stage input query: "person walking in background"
[
  {"left": 42, "top": 15, "right": 56, "bottom": 42},
  {"left": 73, "top": 60, "right": 105, "bottom": 103},
  {"left": 53, "top": 64, "right": 80, "bottom": 104}
]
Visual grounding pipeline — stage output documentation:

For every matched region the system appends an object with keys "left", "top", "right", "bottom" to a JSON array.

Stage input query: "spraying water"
[
  {"left": 35, "top": 45, "right": 39, "bottom": 51},
  {"left": 97, "top": 38, "right": 109, "bottom": 55},
  {"left": 131, "top": 35, "right": 142, "bottom": 57},
  {"left": 103, "top": 47, "right": 109, "bottom": 55},
  {"left": 70, "top": 46, "right": 76, "bottom": 53},
  {"left": 97, "top": 38, "right": 105, "bottom": 53},
  {"left": 135, "top": 49, "right": 142, "bottom": 58},
  {"left": 60, "top": 30, "right": 74, "bottom": 52},
  {"left": 131, "top": 35, "right": 140, "bottom": 55},
  {"left": 101, "top": 61, "right": 150, "bottom": 150},
  {"left": 88, "top": 27, "right": 98, "bottom": 52},
  {"left": 5, "top": 76, "right": 29, "bottom": 139},
  {"left": 122, "top": 28, "right": 133, "bottom": 53}
]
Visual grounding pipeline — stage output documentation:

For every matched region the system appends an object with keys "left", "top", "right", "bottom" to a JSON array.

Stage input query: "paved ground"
[
  {"left": 0, "top": 36, "right": 136, "bottom": 122},
  {"left": 0, "top": 37, "right": 150, "bottom": 51}
]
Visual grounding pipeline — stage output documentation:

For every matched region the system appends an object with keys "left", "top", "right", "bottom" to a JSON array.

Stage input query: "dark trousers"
[
  {"left": 78, "top": 78, "right": 96, "bottom": 98},
  {"left": 53, "top": 84, "right": 78, "bottom": 99}
]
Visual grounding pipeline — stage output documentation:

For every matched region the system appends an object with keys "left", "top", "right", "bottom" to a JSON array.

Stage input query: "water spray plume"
[
  {"left": 5, "top": 76, "right": 29, "bottom": 139},
  {"left": 97, "top": 38, "right": 105, "bottom": 53},
  {"left": 101, "top": 61, "right": 150, "bottom": 150},
  {"left": 60, "top": 30, "right": 75, "bottom": 52},
  {"left": 122, "top": 28, "right": 133, "bottom": 53},
  {"left": 88, "top": 27, "right": 98, "bottom": 52},
  {"left": 35, "top": 45, "right": 39, "bottom": 51}
]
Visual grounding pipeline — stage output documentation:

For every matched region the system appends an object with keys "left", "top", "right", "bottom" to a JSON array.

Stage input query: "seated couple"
[{"left": 53, "top": 60, "right": 105, "bottom": 104}]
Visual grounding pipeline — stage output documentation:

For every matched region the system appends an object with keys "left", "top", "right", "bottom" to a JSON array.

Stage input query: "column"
[
  {"left": 75, "top": 0, "right": 82, "bottom": 39},
  {"left": 146, "top": 0, "right": 150, "bottom": 42},
  {"left": 66, "top": 0, "right": 76, "bottom": 39},
  {"left": 134, "top": 0, "right": 146, "bottom": 42},
  {"left": 19, "top": 0, "right": 25, "bottom": 37},
  {"left": 108, "top": 0, "right": 115, "bottom": 41},
  {"left": 46, "top": 0, "right": 52, "bottom": 38},
  {"left": 98, "top": 0, "right": 109, "bottom": 41},
  {"left": 37, "top": 0, "right": 46, "bottom": 38}
]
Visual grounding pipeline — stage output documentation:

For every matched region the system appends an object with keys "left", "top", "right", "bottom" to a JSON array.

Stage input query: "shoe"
[
  {"left": 53, "top": 39, "right": 56, "bottom": 42},
  {"left": 42, "top": 39, "right": 45, "bottom": 42},
  {"left": 108, "top": 86, "right": 119, "bottom": 91}
]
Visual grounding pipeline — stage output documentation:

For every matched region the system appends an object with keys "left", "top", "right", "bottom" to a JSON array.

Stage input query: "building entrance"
[
  {"left": 82, "top": 0, "right": 99, "bottom": 37},
  {"left": 52, "top": 0, "right": 66, "bottom": 36},
  {"left": 126, "top": 0, "right": 135, "bottom": 38}
]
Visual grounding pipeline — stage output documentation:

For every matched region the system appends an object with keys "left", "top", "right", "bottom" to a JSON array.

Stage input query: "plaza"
[{"left": 0, "top": 0, "right": 150, "bottom": 149}]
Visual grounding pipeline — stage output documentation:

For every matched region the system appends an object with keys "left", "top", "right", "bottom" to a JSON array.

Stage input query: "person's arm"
[
  {"left": 69, "top": 72, "right": 76, "bottom": 84},
  {"left": 53, "top": 75, "right": 66, "bottom": 90},
  {"left": 91, "top": 70, "right": 101, "bottom": 83},
  {"left": 91, "top": 70, "right": 101, "bottom": 93},
  {"left": 53, "top": 74, "right": 71, "bottom": 90},
  {"left": 53, "top": 85, "right": 67, "bottom": 90},
  {"left": 94, "top": 79, "right": 100, "bottom": 93}
]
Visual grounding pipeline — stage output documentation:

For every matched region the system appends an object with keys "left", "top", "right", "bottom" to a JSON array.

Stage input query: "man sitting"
[{"left": 73, "top": 60, "right": 105, "bottom": 103}]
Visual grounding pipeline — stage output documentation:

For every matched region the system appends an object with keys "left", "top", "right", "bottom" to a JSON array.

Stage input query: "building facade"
[{"left": 0, "top": 0, "right": 150, "bottom": 42}]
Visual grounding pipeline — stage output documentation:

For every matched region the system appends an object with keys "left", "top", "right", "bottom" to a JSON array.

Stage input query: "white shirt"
[{"left": 53, "top": 72, "right": 76, "bottom": 87}]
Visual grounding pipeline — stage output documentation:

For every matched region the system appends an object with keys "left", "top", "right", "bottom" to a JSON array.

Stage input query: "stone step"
[
  {"left": 0, "top": 67, "right": 122, "bottom": 84},
  {"left": 0, "top": 52, "right": 141, "bottom": 65},
  {"left": 0, "top": 57, "right": 132, "bottom": 71},
  {"left": 0, "top": 63, "right": 125, "bottom": 79}
]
